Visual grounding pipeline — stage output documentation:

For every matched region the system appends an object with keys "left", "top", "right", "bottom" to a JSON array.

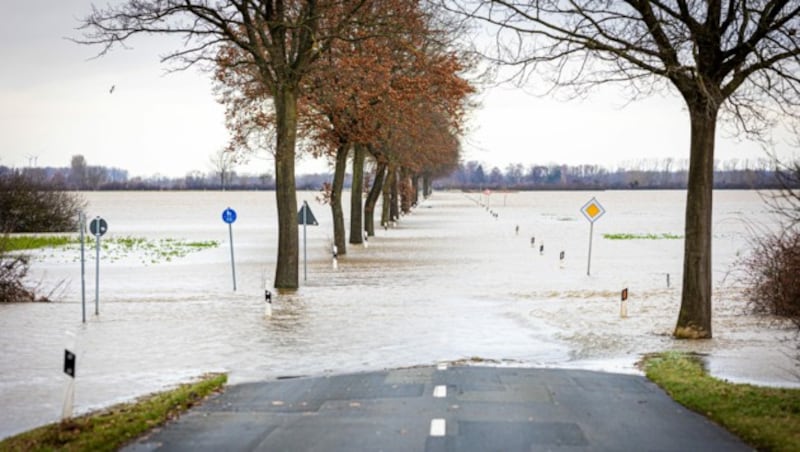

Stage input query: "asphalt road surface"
[{"left": 124, "top": 365, "right": 750, "bottom": 451}]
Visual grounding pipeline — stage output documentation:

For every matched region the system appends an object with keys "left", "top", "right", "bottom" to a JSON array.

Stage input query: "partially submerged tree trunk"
[
  {"left": 422, "top": 173, "right": 432, "bottom": 198},
  {"left": 364, "top": 162, "right": 387, "bottom": 236},
  {"left": 389, "top": 166, "right": 400, "bottom": 222},
  {"left": 273, "top": 86, "right": 300, "bottom": 289},
  {"left": 400, "top": 168, "right": 413, "bottom": 214},
  {"left": 331, "top": 142, "right": 349, "bottom": 256},
  {"left": 675, "top": 99, "right": 719, "bottom": 339},
  {"left": 411, "top": 174, "right": 420, "bottom": 206},
  {"left": 382, "top": 167, "right": 393, "bottom": 227},
  {"left": 349, "top": 144, "right": 366, "bottom": 244}
]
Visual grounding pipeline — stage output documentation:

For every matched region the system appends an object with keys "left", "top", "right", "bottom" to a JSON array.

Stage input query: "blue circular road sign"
[
  {"left": 222, "top": 208, "right": 237, "bottom": 224},
  {"left": 89, "top": 217, "right": 108, "bottom": 236}
]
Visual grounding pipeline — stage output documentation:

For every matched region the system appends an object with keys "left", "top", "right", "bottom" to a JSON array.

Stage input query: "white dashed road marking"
[
  {"left": 433, "top": 385, "right": 447, "bottom": 398},
  {"left": 430, "top": 418, "right": 446, "bottom": 437}
]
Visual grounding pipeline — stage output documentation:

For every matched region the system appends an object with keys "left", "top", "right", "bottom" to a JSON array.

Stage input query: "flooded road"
[{"left": 1, "top": 190, "right": 797, "bottom": 438}]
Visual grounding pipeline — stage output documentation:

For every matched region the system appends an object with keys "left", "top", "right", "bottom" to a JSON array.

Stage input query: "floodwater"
[{"left": 1, "top": 190, "right": 797, "bottom": 439}]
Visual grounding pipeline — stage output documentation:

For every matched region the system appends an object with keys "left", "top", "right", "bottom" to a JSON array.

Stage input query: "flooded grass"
[
  {"left": 603, "top": 232, "right": 683, "bottom": 240},
  {"left": 643, "top": 352, "right": 800, "bottom": 451},
  {"left": 2, "top": 235, "right": 77, "bottom": 251},
  {"left": 4, "top": 235, "right": 219, "bottom": 263},
  {"left": 0, "top": 373, "right": 226, "bottom": 452}
]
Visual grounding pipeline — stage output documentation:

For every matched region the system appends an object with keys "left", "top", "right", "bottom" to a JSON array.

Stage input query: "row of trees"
[
  {"left": 440, "top": 158, "right": 787, "bottom": 190},
  {"left": 79, "top": 1, "right": 800, "bottom": 342},
  {"left": 80, "top": 0, "right": 473, "bottom": 289}
]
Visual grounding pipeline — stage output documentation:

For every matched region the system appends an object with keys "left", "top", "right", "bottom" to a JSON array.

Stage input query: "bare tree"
[
  {"left": 209, "top": 148, "right": 237, "bottom": 190},
  {"left": 69, "top": 154, "right": 88, "bottom": 189},
  {"left": 78, "top": 0, "right": 371, "bottom": 289},
  {"left": 454, "top": 1, "right": 800, "bottom": 338}
]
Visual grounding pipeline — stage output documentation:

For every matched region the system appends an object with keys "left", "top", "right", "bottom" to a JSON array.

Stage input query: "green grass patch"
[
  {"left": 1, "top": 235, "right": 77, "bottom": 251},
  {"left": 94, "top": 236, "right": 220, "bottom": 262},
  {"left": 0, "top": 373, "right": 226, "bottom": 452},
  {"left": 4, "top": 234, "right": 220, "bottom": 264},
  {"left": 643, "top": 352, "right": 800, "bottom": 451},
  {"left": 604, "top": 232, "right": 683, "bottom": 240}
]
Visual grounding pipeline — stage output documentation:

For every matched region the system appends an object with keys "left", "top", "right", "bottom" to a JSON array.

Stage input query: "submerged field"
[{"left": 0, "top": 190, "right": 796, "bottom": 439}]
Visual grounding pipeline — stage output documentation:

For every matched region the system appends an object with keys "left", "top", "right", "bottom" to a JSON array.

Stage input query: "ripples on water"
[{"left": 1, "top": 190, "right": 797, "bottom": 438}]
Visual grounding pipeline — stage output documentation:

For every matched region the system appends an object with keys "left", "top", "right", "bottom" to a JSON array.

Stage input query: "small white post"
[
  {"left": 620, "top": 288, "right": 629, "bottom": 318},
  {"left": 62, "top": 331, "right": 77, "bottom": 420}
]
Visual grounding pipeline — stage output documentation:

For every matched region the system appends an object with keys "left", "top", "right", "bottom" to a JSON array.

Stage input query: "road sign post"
[
  {"left": 297, "top": 201, "right": 319, "bottom": 282},
  {"left": 79, "top": 213, "right": 86, "bottom": 323},
  {"left": 89, "top": 217, "right": 108, "bottom": 315},
  {"left": 222, "top": 208, "right": 237, "bottom": 291},
  {"left": 580, "top": 197, "right": 606, "bottom": 276}
]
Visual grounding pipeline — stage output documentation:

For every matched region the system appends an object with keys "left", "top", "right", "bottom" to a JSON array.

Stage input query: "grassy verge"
[
  {"left": 643, "top": 352, "right": 800, "bottom": 451},
  {"left": 0, "top": 373, "right": 226, "bottom": 452}
]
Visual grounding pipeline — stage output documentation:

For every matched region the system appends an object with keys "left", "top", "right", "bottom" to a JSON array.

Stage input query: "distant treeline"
[
  {"left": 3, "top": 156, "right": 794, "bottom": 191},
  {"left": 0, "top": 164, "right": 334, "bottom": 191},
  {"left": 435, "top": 159, "right": 792, "bottom": 190}
]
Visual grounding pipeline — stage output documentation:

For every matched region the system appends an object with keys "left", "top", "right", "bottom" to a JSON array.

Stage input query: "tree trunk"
[
  {"left": 349, "top": 144, "right": 366, "bottom": 244},
  {"left": 412, "top": 174, "right": 420, "bottom": 206},
  {"left": 674, "top": 101, "right": 718, "bottom": 339},
  {"left": 273, "top": 86, "right": 300, "bottom": 289},
  {"left": 382, "top": 166, "right": 393, "bottom": 227},
  {"left": 423, "top": 174, "right": 432, "bottom": 198},
  {"left": 364, "top": 162, "right": 387, "bottom": 236},
  {"left": 390, "top": 166, "right": 400, "bottom": 221},
  {"left": 331, "top": 142, "right": 349, "bottom": 256},
  {"left": 400, "top": 168, "right": 412, "bottom": 214}
]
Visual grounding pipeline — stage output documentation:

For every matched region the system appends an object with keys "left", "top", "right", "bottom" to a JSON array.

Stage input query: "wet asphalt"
[{"left": 123, "top": 365, "right": 751, "bottom": 452}]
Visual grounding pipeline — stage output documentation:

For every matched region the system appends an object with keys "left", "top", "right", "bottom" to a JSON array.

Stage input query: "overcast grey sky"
[{"left": 1, "top": 1, "right": 794, "bottom": 178}]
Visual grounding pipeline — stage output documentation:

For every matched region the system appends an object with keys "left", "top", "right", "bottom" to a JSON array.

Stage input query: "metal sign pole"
[
  {"left": 587, "top": 221, "right": 594, "bottom": 276},
  {"left": 303, "top": 202, "right": 308, "bottom": 282},
  {"left": 229, "top": 222, "right": 237, "bottom": 291},
  {"left": 79, "top": 214, "right": 86, "bottom": 323},
  {"left": 580, "top": 197, "right": 605, "bottom": 277},
  {"left": 95, "top": 223, "right": 101, "bottom": 316},
  {"left": 221, "top": 207, "right": 238, "bottom": 291}
]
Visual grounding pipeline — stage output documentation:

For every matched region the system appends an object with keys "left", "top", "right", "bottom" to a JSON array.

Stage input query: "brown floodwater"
[{"left": 0, "top": 190, "right": 796, "bottom": 439}]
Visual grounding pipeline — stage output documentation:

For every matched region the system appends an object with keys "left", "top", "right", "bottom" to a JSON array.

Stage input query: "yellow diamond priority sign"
[{"left": 581, "top": 197, "right": 606, "bottom": 223}]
